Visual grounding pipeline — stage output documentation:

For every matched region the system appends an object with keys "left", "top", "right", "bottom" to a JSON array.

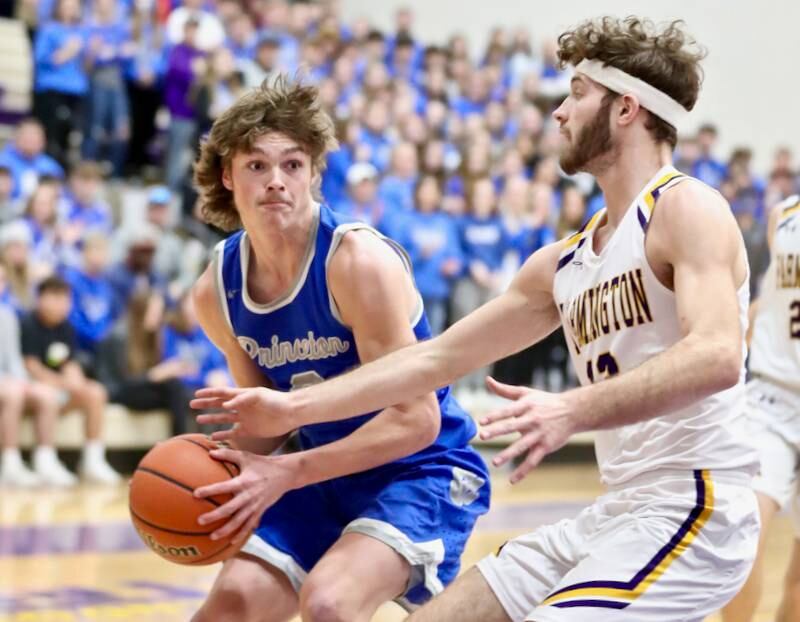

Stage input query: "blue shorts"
[{"left": 240, "top": 452, "right": 490, "bottom": 607}]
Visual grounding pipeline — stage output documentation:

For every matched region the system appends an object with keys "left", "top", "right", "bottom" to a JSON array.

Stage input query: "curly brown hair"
[
  {"left": 557, "top": 16, "right": 706, "bottom": 148},
  {"left": 194, "top": 75, "right": 338, "bottom": 231}
]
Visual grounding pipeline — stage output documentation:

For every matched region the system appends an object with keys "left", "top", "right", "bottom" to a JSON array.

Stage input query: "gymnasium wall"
[{"left": 341, "top": 0, "right": 797, "bottom": 172}]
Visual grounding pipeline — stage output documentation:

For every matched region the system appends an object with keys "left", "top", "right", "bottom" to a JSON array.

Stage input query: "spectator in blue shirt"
[
  {"left": 81, "top": 0, "right": 134, "bottom": 178},
  {"left": 160, "top": 291, "right": 229, "bottom": 392},
  {"left": 403, "top": 175, "right": 462, "bottom": 335},
  {"left": 225, "top": 12, "right": 256, "bottom": 61},
  {"left": 60, "top": 162, "right": 113, "bottom": 248},
  {"left": 109, "top": 223, "right": 166, "bottom": 312},
  {"left": 0, "top": 120, "right": 64, "bottom": 200},
  {"left": 125, "top": 0, "right": 166, "bottom": 172},
  {"left": 23, "top": 181, "right": 65, "bottom": 270},
  {"left": 691, "top": 123, "right": 727, "bottom": 189},
  {"left": 336, "top": 162, "right": 385, "bottom": 228},
  {"left": 451, "top": 176, "right": 507, "bottom": 390},
  {"left": 32, "top": 0, "right": 88, "bottom": 167},
  {"left": 377, "top": 142, "right": 418, "bottom": 236},
  {"left": 357, "top": 99, "right": 394, "bottom": 173},
  {"left": 62, "top": 232, "right": 119, "bottom": 357}
]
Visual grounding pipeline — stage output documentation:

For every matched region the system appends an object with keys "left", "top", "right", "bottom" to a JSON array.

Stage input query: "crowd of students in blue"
[{"left": 0, "top": 0, "right": 794, "bottom": 482}]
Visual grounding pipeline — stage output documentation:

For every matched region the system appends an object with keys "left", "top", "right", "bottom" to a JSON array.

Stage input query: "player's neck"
[
  {"left": 244, "top": 204, "right": 317, "bottom": 301},
  {"left": 594, "top": 141, "right": 673, "bottom": 226}
]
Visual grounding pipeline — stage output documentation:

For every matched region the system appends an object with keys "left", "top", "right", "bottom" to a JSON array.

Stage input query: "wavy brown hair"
[
  {"left": 194, "top": 76, "right": 338, "bottom": 231},
  {"left": 557, "top": 16, "right": 706, "bottom": 148}
]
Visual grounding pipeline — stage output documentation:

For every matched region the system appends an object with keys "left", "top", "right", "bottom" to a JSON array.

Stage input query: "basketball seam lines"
[
  {"left": 135, "top": 466, "right": 222, "bottom": 507},
  {"left": 178, "top": 437, "right": 241, "bottom": 478},
  {"left": 129, "top": 505, "right": 216, "bottom": 536}
]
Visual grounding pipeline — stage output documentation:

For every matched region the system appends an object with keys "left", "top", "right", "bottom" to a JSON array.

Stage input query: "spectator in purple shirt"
[{"left": 163, "top": 17, "right": 204, "bottom": 191}]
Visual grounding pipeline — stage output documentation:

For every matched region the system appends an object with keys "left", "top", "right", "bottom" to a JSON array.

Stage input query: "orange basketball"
[{"left": 129, "top": 434, "right": 243, "bottom": 565}]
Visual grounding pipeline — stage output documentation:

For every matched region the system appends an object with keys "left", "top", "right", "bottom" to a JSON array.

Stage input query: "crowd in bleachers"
[{"left": 0, "top": 0, "right": 796, "bottom": 487}]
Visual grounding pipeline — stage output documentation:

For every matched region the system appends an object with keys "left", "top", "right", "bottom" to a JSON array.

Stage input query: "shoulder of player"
[
  {"left": 190, "top": 265, "right": 233, "bottom": 345},
  {"left": 650, "top": 178, "right": 736, "bottom": 240},
  {"left": 328, "top": 228, "right": 407, "bottom": 287}
]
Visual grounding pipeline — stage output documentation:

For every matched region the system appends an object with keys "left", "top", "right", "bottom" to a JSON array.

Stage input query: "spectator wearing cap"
[
  {"left": 109, "top": 222, "right": 166, "bottom": 309},
  {"left": 336, "top": 162, "right": 384, "bottom": 228},
  {"left": 31, "top": 0, "right": 88, "bottom": 168},
  {"left": 82, "top": 0, "right": 135, "bottom": 179},
  {"left": 20, "top": 276, "right": 121, "bottom": 485},
  {"left": 61, "top": 232, "right": 120, "bottom": 359},
  {"left": 165, "top": 0, "right": 224, "bottom": 52},
  {"left": 142, "top": 186, "right": 207, "bottom": 296},
  {"left": 239, "top": 34, "right": 281, "bottom": 89},
  {"left": 163, "top": 17, "right": 205, "bottom": 191},
  {"left": 402, "top": 175, "right": 462, "bottom": 335},
  {"left": 0, "top": 120, "right": 64, "bottom": 201}
]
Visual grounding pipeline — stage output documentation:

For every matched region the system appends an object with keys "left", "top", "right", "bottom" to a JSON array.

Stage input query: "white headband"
[{"left": 574, "top": 59, "right": 689, "bottom": 128}]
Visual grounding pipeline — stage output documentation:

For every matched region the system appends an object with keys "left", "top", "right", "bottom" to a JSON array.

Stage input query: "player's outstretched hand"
[
  {"left": 478, "top": 376, "right": 576, "bottom": 484},
  {"left": 194, "top": 447, "right": 297, "bottom": 544},
  {"left": 191, "top": 386, "right": 295, "bottom": 439}
]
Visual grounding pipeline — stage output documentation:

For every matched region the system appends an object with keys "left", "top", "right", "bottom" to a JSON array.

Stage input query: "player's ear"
[
  {"left": 617, "top": 94, "right": 640, "bottom": 127},
  {"left": 221, "top": 164, "right": 233, "bottom": 192}
]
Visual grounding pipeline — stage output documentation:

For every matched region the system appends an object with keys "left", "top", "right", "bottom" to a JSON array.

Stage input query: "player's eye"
[
  {"left": 247, "top": 161, "right": 264, "bottom": 171},
  {"left": 285, "top": 160, "right": 302, "bottom": 171}
]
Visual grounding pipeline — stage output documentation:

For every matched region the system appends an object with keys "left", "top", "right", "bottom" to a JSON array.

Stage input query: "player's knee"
[
  {"left": 300, "top": 583, "right": 353, "bottom": 622},
  {"left": 194, "top": 583, "right": 253, "bottom": 622}
]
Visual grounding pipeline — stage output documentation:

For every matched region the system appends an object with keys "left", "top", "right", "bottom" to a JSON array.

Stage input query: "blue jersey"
[{"left": 215, "top": 203, "right": 480, "bottom": 467}]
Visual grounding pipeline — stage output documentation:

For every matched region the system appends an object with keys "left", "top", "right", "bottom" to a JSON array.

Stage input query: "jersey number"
[
  {"left": 290, "top": 371, "right": 325, "bottom": 391},
  {"left": 586, "top": 352, "right": 620, "bottom": 383},
  {"left": 791, "top": 301, "right": 800, "bottom": 339}
]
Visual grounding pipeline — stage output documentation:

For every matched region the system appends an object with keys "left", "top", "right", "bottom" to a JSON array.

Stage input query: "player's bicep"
[
  {"left": 192, "top": 265, "right": 268, "bottom": 388},
  {"left": 655, "top": 185, "right": 744, "bottom": 345},
  {"left": 329, "top": 233, "right": 420, "bottom": 363}
]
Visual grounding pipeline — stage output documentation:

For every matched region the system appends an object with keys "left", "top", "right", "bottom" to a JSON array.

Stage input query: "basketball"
[{"left": 129, "top": 434, "right": 242, "bottom": 565}]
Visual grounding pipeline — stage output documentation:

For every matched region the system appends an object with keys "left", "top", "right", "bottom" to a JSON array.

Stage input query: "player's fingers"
[
  {"left": 492, "top": 430, "right": 541, "bottom": 467},
  {"left": 208, "top": 448, "right": 243, "bottom": 465},
  {"left": 195, "top": 412, "right": 240, "bottom": 426},
  {"left": 485, "top": 376, "right": 529, "bottom": 400},
  {"left": 479, "top": 400, "right": 528, "bottom": 426},
  {"left": 232, "top": 514, "right": 260, "bottom": 545},
  {"left": 210, "top": 505, "right": 253, "bottom": 541},
  {"left": 189, "top": 397, "right": 227, "bottom": 410},
  {"left": 209, "top": 428, "right": 239, "bottom": 443},
  {"left": 194, "top": 480, "right": 246, "bottom": 516},
  {"left": 194, "top": 387, "right": 243, "bottom": 399},
  {"left": 510, "top": 446, "right": 548, "bottom": 484}
]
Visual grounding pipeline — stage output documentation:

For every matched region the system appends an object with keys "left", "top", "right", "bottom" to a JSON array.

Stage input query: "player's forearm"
[
  {"left": 569, "top": 333, "right": 741, "bottom": 433},
  {"left": 286, "top": 395, "right": 440, "bottom": 488},
  {"left": 290, "top": 337, "right": 460, "bottom": 428}
]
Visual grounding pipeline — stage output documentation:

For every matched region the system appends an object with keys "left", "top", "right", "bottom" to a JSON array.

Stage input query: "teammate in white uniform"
[
  {"left": 194, "top": 17, "right": 760, "bottom": 621},
  {"left": 722, "top": 195, "right": 800, "bottom": 622}
]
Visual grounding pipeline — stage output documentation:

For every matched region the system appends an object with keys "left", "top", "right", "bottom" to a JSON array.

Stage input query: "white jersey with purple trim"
[
  {"left": 749, "top": 194, "right": 800, "bottom": 392},
  {"left": 552, "top": 165, "right": 758, "bottom": 487}
]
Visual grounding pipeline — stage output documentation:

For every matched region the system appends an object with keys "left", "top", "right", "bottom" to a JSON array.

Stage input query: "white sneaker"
[
  {"left": 80, "top": 458, "right": 122, "bottom": 485},
  {"left": 0, "top": 460, "right": 41, "bottom": 488},
  {"left": 33, "top": 452, "right": 78, "bottom": 488}
]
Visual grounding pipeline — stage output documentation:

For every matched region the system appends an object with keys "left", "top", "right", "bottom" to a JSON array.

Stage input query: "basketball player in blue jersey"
[
  {"left": 186, "top": 77, "right": 489, "bottom": 622},
  {"left": 197, "top": 18, "right": 760, "bottom": 622}
]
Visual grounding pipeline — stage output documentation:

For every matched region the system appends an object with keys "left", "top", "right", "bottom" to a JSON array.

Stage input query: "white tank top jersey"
[
  {"left": 552, "top": 165, "right": 758, "bottom": 487},
  {"left": 749, "top": 195, "right": 800, "bottom": 392}
]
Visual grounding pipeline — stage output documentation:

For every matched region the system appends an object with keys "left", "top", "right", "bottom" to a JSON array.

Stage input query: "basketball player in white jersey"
[
  {"left": 194, "top": 17, "right": 760, "bottom": 621},
  {"left": 721, "top": 194, "right": 800, "bottom": 622}
]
